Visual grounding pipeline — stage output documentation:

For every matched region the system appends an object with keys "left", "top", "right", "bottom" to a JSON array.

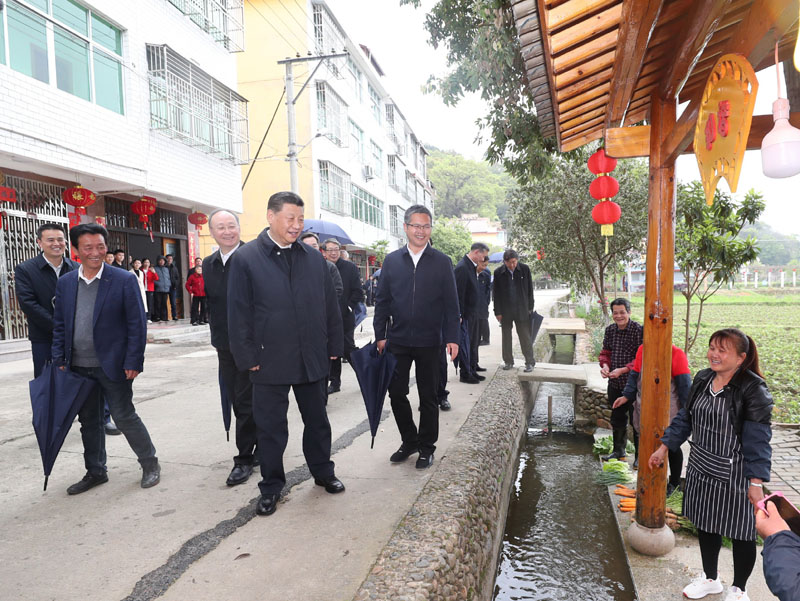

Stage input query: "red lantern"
[
  {"left": 188, "top": 212, "right": 208, "bottom": 232},
  {"left": 589, "top": 175, "right": 619, "bottom": 200},
  {"left": 62, "top": 186, "right": 97, "bottom": 215},
  {"left": 368, "top": 255, "right": 376, "bottom": 266},
  {"left": 131, "top": 198, "right": 157, "bottom": 227},
  {"left": 587, "top": 148, "right": 617, "bottom": 175},
  {"left": 0, "top": 187, "right": 17, "bottom": 203},
  {"left": 591, "top": 200, "right": 621, "bottom": 240}
]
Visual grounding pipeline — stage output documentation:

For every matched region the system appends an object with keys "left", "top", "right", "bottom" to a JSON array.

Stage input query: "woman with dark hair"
[{"left": 649, "top": 328, "right": 773, "bottom": 601}]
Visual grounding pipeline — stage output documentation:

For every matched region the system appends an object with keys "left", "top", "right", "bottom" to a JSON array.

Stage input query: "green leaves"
[{"left": 431, "top": 217, "right": 473, "bottom": 264}]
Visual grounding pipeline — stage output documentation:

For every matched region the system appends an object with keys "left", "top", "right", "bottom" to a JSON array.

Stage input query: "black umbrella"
[
  {"left": 529, "top": 310, "right": 544, "bottom": 352},
  {"left": 218, "top": 371, "right": 232, "bottom": 441},
  {"left": 349, "top": 341, "right": 397, "bottom": 448},
  {"left": 29, "top": 363, "right": 96, "bottom": 491},
  {"left": 452, "top": 318, "right": 471, "bottom": 372}
]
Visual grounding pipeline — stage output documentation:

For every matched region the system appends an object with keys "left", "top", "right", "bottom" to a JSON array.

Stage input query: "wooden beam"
[
  {"left": 659, "top": 0, "right": 732, "bottom": 100},
  {"left": 561, "top": 105, "right": 607, "bottom": 131},
  {"left": 555, "top": 49, "right": 616, "bottom": 88},
  {"left": 553, "top": 30, "right": 617, "bottom": 73},
  {"left": 661, "top": 0, "right": 799, "bottom": 163},
  {"left": 561, "top": 114, "right": 606, "bottom": 139},
  {"left": 606, "top": 0, "right": 665, "bottom": 129},
  {"left": 559, "top": 92, "right": 609, "bottom": 123},
  {"left": 558, "top": 81, "right": 610, "bottom": 113},
  {"left": 537, "top": 0, "right": 563, "bottom": 149},
  {"left": 547, "top": 0, "right": 618, "bottom": 31},
  {"left": 560, "top": 126, "right": 604, "bottom": 151},
  {"left": 556, "top": 66, "right": 614, "bottom": 102},
  {"left": 551, "top": 3, "right": 622, "bottom": 54}
]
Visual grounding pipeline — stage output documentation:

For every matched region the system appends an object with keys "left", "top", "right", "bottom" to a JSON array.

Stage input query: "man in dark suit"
[
  {"left": 52, "top": 224, "right": 160, "bottom": 495},
  {"left": 322, "top": 238, "right": 364, "bottom": 394},
  {"left": 477, "top": 257, "right": 492, "bottom": 346},
  {"left": 454, "top": 242, "right": 490, "bottom": 383},
  {"left": 165, "top": 254, "right": 181, "bottom": 320},
  {"left": 374, "top": 205, "right": 460, "bottom": 469},
  {"left": 228, "top": 192, "right": 345, "bottom": 517},
  {"left": 14, "top": 223, "right": 78, "bottom": 378},
  {"left": 204, "top": 209, "right": 258, "bottom": 487},
  {"left": 492, "top": 249, "right": 535, "bottom": 372}
]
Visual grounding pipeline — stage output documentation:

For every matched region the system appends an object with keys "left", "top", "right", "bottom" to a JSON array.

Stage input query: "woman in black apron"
[{"left": 649, "top": 328, "right": 773, "bottom": 601}]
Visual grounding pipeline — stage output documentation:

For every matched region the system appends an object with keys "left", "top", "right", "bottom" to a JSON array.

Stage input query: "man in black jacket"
[
  {"left": 322, "top": 238, "right": 364, "bottom": 394},
  {"left": 228, "top": 192, "right": 345, "bottom": 517},
  {"left": 14, "top": 223, "right": 78, "bottom": 377},
  {"left": 165, "top": 254, "right": 181, "bottom": 320},
  {"left": 477, "top": 258, "right": 492, "bottom": 345},
  {"left": 454, "top": 242, "right": 490, "bottom": 383},
  {"left": 492, "top": 249, "right": 535, "bottom": 372},
  {"left": 374, "top": 205, "right": 460, "bottom": 469},
  {"left": 204, "top": 209, "right": 258, "bottom": 487}
]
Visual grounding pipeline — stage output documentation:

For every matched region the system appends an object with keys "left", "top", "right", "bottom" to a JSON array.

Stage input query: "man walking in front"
[
  {"left": 374, "top": 205, "right": 460, "bottom": 469},
  {"left": 454, "top": 242, "right": 490, "bottom": 383},
  {"left": 492, "top": 249, "right": 535, "bottom": 372},
  {"left": 228, "top": 192, "right": 345, "bottom": 517},
  {"left": 52, "top": 224, "right": 160, "bottom": 494},
  {"left": 322, "top": 238, "right": 363, "bottom": 394},
  {"left": 204, "top": 210, "right": 259, "bottom": 487}
]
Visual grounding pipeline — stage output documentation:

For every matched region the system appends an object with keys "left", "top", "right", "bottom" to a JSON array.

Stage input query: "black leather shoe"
[
  {"left": 327, "top": 384, "right": 340, "bottom": 394},
  {"left": 314, "top": 475, "right": 345, "bottom": 494},
  {"left": 439, "top": 398, "right": 451, "bottom": 411},
  {"left": 416, "top": 453, "right": 434, "bottom": 469},
  {"left": 256, "top": 494, "right": 279, "bottom": 516},
  {"left": 524, "top": 364, "right": 534, "bottom": 373},
  {"left": 141, "top": 462, "right": 161, "bottom": 488},
  {"left": 390, "top": 445, "right": 418, "bottom": 463},
  {"left": 475, "top": 366, "right": 487, "bottom": 372},
  {"left": 104, "top": 421, "right": 122, "bottom": 436},
  {"left": 226, "top": 463, "right": 252, "bottom": 486},
  {"left": 502, "top": 364, "right": 514, "bottom": 370},
  {"left": 67, "top": 471, "right": 108, "bottom": 495},
  {"left": 475, "top": 373, "right": 486, "bottom": 381},
  {"left": 633, "top": 456, "right": 639, "bottom": 470},
  {"left": 460, "top": 375, "right": 480, "bottom": 384}
]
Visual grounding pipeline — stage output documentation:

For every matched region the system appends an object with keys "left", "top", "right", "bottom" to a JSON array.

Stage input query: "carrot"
[
  {"left": 618, "top": 506, "right": 635, "bottom": 512},
  {"left": 614, "top": 489, "right": 636, "bottom": 498}
]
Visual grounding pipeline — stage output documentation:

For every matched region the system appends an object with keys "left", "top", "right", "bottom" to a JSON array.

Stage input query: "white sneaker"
[
  {"left": 724, "top": 586, "right": 749, "bottom": 601},
  {"left": 683, "top": 572, "right": 724, "bottom": 598}
]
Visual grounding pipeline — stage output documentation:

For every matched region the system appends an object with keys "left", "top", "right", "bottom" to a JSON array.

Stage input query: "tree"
[
  {"left": 400, "top": 0, "right": 559, "bottom": 184},
  {"left": 508, "top": 146, "right": 650, "bottom": 318},
  {"left": 431, "top": 218, "right": 472, "bottom": 264},
  {"left": 676, "top": 181, "right": 764, "bottom": 352},
  {"left": 370, "top": 239, "right": 390, "bottom": 265}
]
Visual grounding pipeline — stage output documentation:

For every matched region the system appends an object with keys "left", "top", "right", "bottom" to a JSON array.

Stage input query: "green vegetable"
[
  {"left": 592, "top": 435, "right": 635, "bottom": 456},
  {"left": 595, "top": 458, "right": 634, "bottom": 485}
]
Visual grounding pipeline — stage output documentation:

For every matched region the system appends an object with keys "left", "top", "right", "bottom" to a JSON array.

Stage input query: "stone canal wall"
[{"left": 573, "top": 330, "right": 612, "bottom": 429}]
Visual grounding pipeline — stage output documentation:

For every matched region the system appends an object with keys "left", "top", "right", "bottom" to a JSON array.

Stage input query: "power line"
[
  {"left": 276, "top": 0, "right": 310, "bottom": 35},
  {"left": 256, "top": 0, "right": 309, "bottom": 49},
  {"left": 242, "top": 87, "right": 287, "bottom": 190},
  {"left": 244, "top": 0, "right": 300, "bottom": 52}
]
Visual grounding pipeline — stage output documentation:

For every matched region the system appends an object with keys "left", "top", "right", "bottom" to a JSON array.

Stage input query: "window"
[
  {"left": 347, "top": 57, "right": 363, "bottom": 103},
  {"left": 315, "top": 81, "right": 346, "bottom": 146},
  {"left": 3, "top": 0, "right": 124, "bottom": 113},
  {"left": 164, "top": 0, "right": 244, "bottom": 52},
  {"left": 147, "top": 44, "right": 249, "bottom": 164},
  {"left": 351, "top": 185, "right": 384, "bottom": 228},
  {"left": 313, "top": 4, "right": 344, "bottom": 56},
  {"left": 369, "top": 84, "right": 381, "bottom": 124},
  {"left": 389, "top": 205, "right": 403, "bottom": 237},
  {"left": 319, "top": 161, "right": 351, "bottom": 215},
  {"left": 405, "top": 170, "right": 414, "bottom": 201},
  {"left": 387, "top": 155, "right": 398, "bottom": 191},
  {"left": 349, "top": 119, "right": 364, "bottom": 163},
  {"left": 370, "top": 141, "right": 382, "bottom": 178}
]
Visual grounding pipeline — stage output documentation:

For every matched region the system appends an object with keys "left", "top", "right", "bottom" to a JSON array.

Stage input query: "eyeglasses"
[
  {"left": 405, "top": 223, "right": 432, "bottom": 231},
  {"left": 325, "top": 248, "right": 341, "bottom": 254}
]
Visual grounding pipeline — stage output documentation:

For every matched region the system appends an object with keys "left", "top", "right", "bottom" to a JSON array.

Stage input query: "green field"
[{"left": 600, "top": 291, "right": 800, "bottom": 423}]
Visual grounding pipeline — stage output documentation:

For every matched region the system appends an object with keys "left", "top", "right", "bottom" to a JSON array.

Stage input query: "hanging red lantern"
[
  {"left": 368, "top": 255, "right": 376, "bottom": 266},
  {"left": 62, "top": 186, "right": 97, "bottom": 215},
  {"left": 589, "top": 175, "right": 619, "bottom": 200},
  {"left": 587, "top": 148, "right": 617, "bottom": 175},
  {"left": 188, "top": 211, "right": 209, "bottom": 232},
  {"left": 592, "top": 200, "right": 621, "bottom": 236},
  {"left": 131, "top": 198, "right": 157, "bottom": 227}
]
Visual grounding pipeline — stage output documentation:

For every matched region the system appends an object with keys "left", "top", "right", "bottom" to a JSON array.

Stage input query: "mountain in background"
[{"left": 740, "top": 221, "right": 800, "bottom": 265}]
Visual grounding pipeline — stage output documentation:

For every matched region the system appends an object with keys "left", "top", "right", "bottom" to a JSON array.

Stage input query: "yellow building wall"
[{"left": 199, "top": 0, "right": 316, "bottom": 256}]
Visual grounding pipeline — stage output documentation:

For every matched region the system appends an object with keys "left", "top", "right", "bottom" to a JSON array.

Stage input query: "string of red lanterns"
[{"left": 587, "top": 148, "right": 621, "bottom": 253}]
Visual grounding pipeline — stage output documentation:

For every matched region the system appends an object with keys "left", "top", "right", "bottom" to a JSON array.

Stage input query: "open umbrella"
[
  {"left": 529, "top": 310, "right": 544, "bottom": 355},
  {"left": 452, "top": 318, "right": 471, "bottom": 372},
  {"left": 302, "top": 220, "right": 354, "bottom": 245},
  {"left": 218, "top": 371, "right": 232, "bottom": 441},
  {"left": 353, "top": 302, "right": 367, "bottom": 327},
  {"left": 489, "top": 251, "right": 505, "bottom": 263},
  {"left": 30, "top": 363, "right": 96, "bottom": 491},
  {"left": 349, "top": 341, "right": 397, "bottom": 448}
]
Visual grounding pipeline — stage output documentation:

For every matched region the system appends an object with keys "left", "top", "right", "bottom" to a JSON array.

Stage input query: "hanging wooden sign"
[{"left": 694, "top": 54, "right": 758, "bottom": 205}]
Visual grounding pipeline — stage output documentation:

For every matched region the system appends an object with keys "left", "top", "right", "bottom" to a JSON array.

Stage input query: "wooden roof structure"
[{"left": 511, "top": 0, "right": 800, "bottom": 155}]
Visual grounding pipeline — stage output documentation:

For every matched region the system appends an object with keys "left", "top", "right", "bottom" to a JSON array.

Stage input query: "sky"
[{"left": 325, "top": 0, "right": 800, "bottom": 236}]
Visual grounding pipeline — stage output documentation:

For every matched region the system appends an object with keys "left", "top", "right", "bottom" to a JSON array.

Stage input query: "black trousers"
[
  {"left": 31, "top": 341, "right": 51, "bottom": 379},
  {"left": 145, "top": 291, "right": 154, "bottom": 320},
  {"left": 251, "top": 378, "right": 334, "bottom": 496},
  {"left": 437, "top": 345, "right": 449, "bottom": 402},
  {"left": 329, "top": 322, "right": 356, "bottom": 386},
  {"left": 501, "top": 313, "right": 534, "bottom": 366},
  {"left": 457, "top": 317, "right": 480, "bottom": 376},
  {"left": 479, "top": 317, "right": 490, "bottom": 344},
  {"left": 387, "top": 343, "right": 440, "bottom": 455},
  {"left": 190, "top": 296, "right": 207, "bottom": 323},
  {"left": 153, "top": 292, "right": 168, "bottom": 321},
  {"left": 217, "top": 348, "right": 258, "bottom": 465},
  {"left": 608, "top": 382, "right": 634, "bottom": 430},
  {"left": 168, "top": 287, "right": 179, "bottom": 319}
]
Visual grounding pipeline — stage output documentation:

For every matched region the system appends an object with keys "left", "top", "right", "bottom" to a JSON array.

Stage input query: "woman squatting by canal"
[{"left": 649, "top": 328, "right": 773, "bottom": 601}]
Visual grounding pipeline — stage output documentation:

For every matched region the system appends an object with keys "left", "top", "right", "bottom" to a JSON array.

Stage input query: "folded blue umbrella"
[
  {"left": 452, "top": 318, "right": 471, "bottom": 372},
  {"left": 529, "top": 310, "right": 544, "bottom": 346},
  {"left": 302, "top": 219, "right": 354, "bottom": 245},
  {"left": 349, "top": 341, "right": 397, "bottom": 448},
  {"left": 218, "top": 371, "right": 232, "bottom": 441},
  {"left": 353, "top": 302, "right": 367, "bottom": 327},
  {"left": 30, "top": 363, "right": 96, "bottom": 491}
]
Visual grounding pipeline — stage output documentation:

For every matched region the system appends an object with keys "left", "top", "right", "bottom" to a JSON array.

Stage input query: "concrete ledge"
[
  {"left": 517, "top": 362, "right": 588, "bottom": 384},
  {"left": 541, "top": 317, "right": 586, "bottom": 334},
  {"left": 354, "top": 368, "right": 537, "bottom": 601}
]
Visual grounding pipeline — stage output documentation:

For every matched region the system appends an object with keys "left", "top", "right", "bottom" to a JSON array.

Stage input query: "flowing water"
[{"left": 492, "top": 335, "right": 637, "bottom": 601}]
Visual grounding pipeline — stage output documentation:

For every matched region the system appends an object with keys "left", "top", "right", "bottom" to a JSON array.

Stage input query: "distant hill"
[{"left": 739, "top": 222, "right": 800, "bottom": 266}]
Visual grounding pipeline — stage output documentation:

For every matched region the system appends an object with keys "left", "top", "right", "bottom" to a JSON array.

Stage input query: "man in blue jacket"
[
  {"left": 374, "top": 205, "right": 460, "bottom": 469},
  {"left": 228, "top": 192, "right": 345, "bottom": 517},
  {"left": 52, "top": 224, "right": 159, "bottom": 495}
]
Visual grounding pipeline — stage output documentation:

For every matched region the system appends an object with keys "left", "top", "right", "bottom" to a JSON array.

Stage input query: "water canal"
[{"left": 492, "top": 335, "right": 637, "bottom": 601}]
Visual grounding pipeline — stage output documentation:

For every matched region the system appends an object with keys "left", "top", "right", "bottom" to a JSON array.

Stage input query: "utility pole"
[{"left": 279, "top": 52, "right": 348, "bottom": 193}]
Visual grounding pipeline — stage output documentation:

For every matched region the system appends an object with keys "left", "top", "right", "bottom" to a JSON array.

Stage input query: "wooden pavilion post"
[{"left": 627, "top": 93, "right": 676, "bottom": 555}]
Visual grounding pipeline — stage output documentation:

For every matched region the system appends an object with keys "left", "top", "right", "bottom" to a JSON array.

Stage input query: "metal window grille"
[
  {"left": 387, "top": 155, "right": 399, "bottom": 192},
  {"left": 312, "top": 3, "right": 345, "bottom": 54},
  {"left": 319, "top": 160, "right": 350, "bottom": 215},
  {"left": 369, "top": 85, "right": 381, "bottom": 124},
  {"left": 349, "top": 119, "right": 364, "bottom": 163},
  {"left": 404, "top": 170, "right": 414, "bottom": 201},
  {"left": 389, "top": 205, "right": 403, "bottom": 237},
  {"left": 315, "top": 81, "right": 346, "bottom": 146},
  {"left": 105, "top": 196, "right": 188, "bottom": 236},
  {"left": 370, "top": 141, "right": 382, "bottom": 178},
  {"left": 147, "top": 44, "right": 249, "bottom": 164},
  {"left": 165, "top": 0, "right": 245, "bottom": 52},
  {"left": 350, "top": 184, "right": 384, "bottom": 229}
]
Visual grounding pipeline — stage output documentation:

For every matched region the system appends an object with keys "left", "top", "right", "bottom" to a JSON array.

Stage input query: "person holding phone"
[
  {"left": 649, "top": 328, "right": 773, "bottom": 601},
  {"left": 756, "top": 497, "right": 800, "bottom": 601}
]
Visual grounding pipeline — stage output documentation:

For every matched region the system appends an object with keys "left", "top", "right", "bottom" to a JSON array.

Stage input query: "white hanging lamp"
[{"left": 762, "top": 42, "right": 800, "bottom": 178}]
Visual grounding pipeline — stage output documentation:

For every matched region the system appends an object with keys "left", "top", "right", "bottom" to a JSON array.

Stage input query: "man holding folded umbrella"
[
  {"left": 492, "top": 248, "right": 535, "bottom": 372},
  {"left": 454, "top": 242, "right": 490, "bottom": 383},
  {"left": 374, "top": 205, "right": 460, "bottom": 469}
]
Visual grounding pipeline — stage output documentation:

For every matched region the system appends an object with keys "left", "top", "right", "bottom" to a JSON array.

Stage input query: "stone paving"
[{"left": 768, "top": 425, "right": 800, "bottom": 506}]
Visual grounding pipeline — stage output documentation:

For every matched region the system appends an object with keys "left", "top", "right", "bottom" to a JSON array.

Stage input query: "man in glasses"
[{"left": 373, "top": 205, "right": 460, "bottom": 469}]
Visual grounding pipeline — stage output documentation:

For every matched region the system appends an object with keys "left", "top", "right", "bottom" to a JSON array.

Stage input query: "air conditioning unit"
[{"left": 363, "top": 165, "right": 375, "bottom": 180}]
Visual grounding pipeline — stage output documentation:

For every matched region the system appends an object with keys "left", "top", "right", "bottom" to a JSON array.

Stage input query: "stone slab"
[
  {"left": 541, "top": 317, "right": 586, "bottom": 334},
  {"left": 518, "top": 362, "right": 588, "bottom": 384}
]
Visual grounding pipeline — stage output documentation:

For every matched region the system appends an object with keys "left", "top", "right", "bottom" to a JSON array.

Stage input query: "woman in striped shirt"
[{"left": 649, "top": 328, "right": 773, "bottom": 601}]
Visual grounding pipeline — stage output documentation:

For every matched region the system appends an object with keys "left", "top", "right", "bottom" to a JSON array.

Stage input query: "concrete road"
[{"left": 0, "top": 289, "right": 568, "bottom": 601}]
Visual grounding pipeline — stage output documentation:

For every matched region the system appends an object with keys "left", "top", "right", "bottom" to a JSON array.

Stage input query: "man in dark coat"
[
  {"left": 492, "top": 248, "right": 535, "bottom": 372},
  {"left": 204, "top": 209, "right": 258, "bottom": 487},
  {"left": 165, "top": 254, "right": 181, "bottom": 320},
  {"left": 322, "top": 238, "right": 364, "bottom": 394},
  {"left": 14, "top": 223, "right": 78, "bottom": 378},
  {"left": 477, "top": 257, "right": 492, "bottom": 346},
  {"left": 453, "top": 242, "right": 490, "bottom": 383},
  {"left": 300, "top": 232, "right": 343, "bottom": 299},
  {"left": 52, "top": 224, "right": 159, "bottom": 494},
  {"left": 228, "top": 192, "right": 345, "bottom": 517},
  {"left": 374, "top": 205, "right": 460, "bottom": 469}
]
